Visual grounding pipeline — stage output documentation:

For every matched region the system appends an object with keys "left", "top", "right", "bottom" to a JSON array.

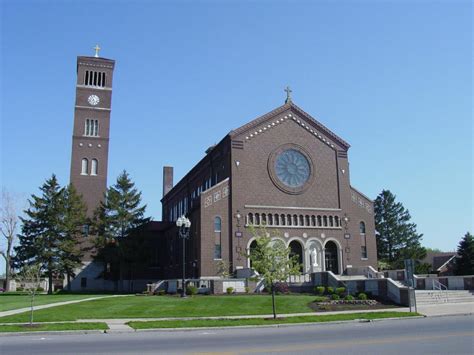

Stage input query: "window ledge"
[{"left": 361, "top": 258, "right": 368, "bottom": 260}]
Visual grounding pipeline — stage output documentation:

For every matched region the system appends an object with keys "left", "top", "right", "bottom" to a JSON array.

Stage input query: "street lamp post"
[{"left": 176, "top": 215, "right": 191, "bottom": 298}]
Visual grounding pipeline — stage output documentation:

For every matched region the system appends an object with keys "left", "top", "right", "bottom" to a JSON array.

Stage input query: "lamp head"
[{"left": 176, "top": 216, "right": 184, "bottom": 227}]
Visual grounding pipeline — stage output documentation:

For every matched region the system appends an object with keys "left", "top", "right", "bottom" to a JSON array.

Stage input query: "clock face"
[{"left": 87, "top": 95, "right": 100, "bottom": 106}]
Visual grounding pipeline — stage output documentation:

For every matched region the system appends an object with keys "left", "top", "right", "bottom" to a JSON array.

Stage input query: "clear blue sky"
[{"left": 1, "top": 1, "right": 472, "bottom": 274}]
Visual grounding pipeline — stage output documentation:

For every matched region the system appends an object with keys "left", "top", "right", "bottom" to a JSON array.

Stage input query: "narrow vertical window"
[
  {"left": 94, "top": 120, "right": 99, "bottom": 136},
  {"left": 85, "top": 71, "right": 89, "bottom": 85},
  {"left": 103, "top": 73, "right": 106, "bottom": 87},
  {"left": 359, "top": 221, "right": 366, "bottom": 234},
  {"left": 93, "top": 71, "right": 97, "bottom": 86},
  {"left": 81, "top": 158, "right": 88, "bottom": 175},
  {"left": 91, "top": 159, "right": 98, "bottom": 176},
  {"left": 214, "top": 217, "right": 222, "bottom": 259},
  {"left": 323, "top": 216, "right": 328, "bottom": 227}
]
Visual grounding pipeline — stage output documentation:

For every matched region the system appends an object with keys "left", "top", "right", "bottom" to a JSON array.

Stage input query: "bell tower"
[{"left": 70, "top": 45, "right": 115, "bottom": 215}]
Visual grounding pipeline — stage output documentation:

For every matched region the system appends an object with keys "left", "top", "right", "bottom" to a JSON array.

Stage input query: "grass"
[
  {"left": 0, "top": 294, "right": 317, "bottom": 323},
  {"left": 128, "top": 312, "right": 420, "bottom": 329},
  {"left": 0, "top": 322, "right": 109, "bottom": 333},
  {"left": 0, "top": 293, "right": 111, "bottom": 312}
]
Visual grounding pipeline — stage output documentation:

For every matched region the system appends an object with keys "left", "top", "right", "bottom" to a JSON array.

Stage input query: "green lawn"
[
  {"left": 0, "top": 293, "right": 111, "bottom": 312},
  {"left": 0, "top": 322, "right": 108, "bottom": 333},
  {"left": 0, "top": 295, "right": 316, "bottom": 323},
  {"left": 128, "top": 312, "right": 420, "bottom": 329}
]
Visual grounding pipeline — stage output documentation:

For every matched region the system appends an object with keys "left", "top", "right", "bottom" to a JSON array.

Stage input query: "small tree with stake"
[
  {"left": 247, "top": 227, "right": 301, "bottom": 319},
  {"left": 17, "top": 263, "right": 42, "bottom": 326}
]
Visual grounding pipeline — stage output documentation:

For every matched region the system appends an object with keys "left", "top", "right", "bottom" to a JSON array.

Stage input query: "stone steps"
[{"left": 415, "top": 290, "right": 474, "bottom": 305}]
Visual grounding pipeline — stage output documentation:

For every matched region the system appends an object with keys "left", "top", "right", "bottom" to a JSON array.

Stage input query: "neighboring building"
[
  {"left": 155, "top": 94, "right": 377, "bottom": 279},
  {"left": 423, "top": 252, "right": 458, "bottom": 276}
]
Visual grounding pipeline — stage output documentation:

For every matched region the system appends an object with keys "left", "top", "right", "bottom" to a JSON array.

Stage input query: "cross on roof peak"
[
  {"left": 93, "top": 44, "right": 101, "bottom": 58},
  {"left": 284, "top": 86, "right": 292, "bottom": 104}
]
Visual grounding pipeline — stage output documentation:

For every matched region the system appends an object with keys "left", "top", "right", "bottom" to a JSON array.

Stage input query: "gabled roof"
[{"left": 229, "top": 101, "right": 350, "bottom": 150}]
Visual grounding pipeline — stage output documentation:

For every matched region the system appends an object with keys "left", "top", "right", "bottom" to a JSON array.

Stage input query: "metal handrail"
[{"left": 432, "top": 279, "right": 448, "bottom": 302}]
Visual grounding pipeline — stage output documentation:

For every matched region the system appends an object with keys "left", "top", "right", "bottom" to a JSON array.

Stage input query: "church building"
[
  {"left": 157, "top": 91, "right": 377, "bottom": 279},
  {"left": 69, "top": 49, "right": 377, "bottom": 290}
]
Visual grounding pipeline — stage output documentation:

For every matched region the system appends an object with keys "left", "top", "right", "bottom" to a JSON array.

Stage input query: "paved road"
[{"left": 1, "top": 315, "right": 473, "bottom": 354}]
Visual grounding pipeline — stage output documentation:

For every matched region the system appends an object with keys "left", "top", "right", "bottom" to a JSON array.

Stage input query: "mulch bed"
[{"left": 309, "top": 299, "right": 399, "bottom": 312}]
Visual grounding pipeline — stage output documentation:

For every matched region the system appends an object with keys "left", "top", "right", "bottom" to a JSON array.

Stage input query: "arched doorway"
[
  {"left": 325, "top": 241, "right": 339, "bottom": 274},
  {"left": 248, "top": 240, "right": 257, "bottom": 268},
  {"left": 289, "top": 240, "right": 304, "bottom": 273}
]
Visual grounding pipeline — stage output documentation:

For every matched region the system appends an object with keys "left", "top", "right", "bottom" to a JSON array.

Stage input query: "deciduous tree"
[
  {"left": 247, "top": 227, "right": 301, "bottom": 319},
  {"left": 0, "top": 188, "right": 19, "bottom": 291}
]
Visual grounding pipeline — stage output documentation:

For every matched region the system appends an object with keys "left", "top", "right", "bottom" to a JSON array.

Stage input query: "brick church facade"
[
  {"left": 69, "top": 51, "right": 377, "bottom": 290},
  {"left": 157, "top": 99, "right": 377, "bottom": 279}
]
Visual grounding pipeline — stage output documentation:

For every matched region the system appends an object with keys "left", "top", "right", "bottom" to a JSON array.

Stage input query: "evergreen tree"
[
  {"left": 454, "top": 232, "right": 474, "bottom": 275},
  {"left": 374, "top": 190, "right": 426, "bottom": 269},
  {"left": 59, "top": 184, "right": 87, "bottom": 291},
  {"left": 14, "top": 175, "right": 64, "bottom": 294},
  {"left": 92, "top": 170, "right": 150, "bottom": 291}
]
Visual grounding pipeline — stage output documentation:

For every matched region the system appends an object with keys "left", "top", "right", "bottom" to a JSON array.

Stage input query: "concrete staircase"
[{"left": 415, "top": 290, "right": 474, "bottom": 305}]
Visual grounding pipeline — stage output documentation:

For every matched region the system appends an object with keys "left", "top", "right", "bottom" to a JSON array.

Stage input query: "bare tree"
[{"left": 0, "top": 188, "right": 19, "bottom": 291}]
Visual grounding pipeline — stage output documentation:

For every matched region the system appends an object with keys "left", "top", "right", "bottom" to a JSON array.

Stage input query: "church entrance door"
[{"left": 325, "top": 241, "right": 339, "bottom": 274}]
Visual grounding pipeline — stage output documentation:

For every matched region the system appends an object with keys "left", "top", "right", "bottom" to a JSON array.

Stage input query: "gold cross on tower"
[
  {"left": 284, "top": 86, "right": 292, "bottom": 104},
  {"left": 93, "top": 44, "right": 101, "bottom": 58}
]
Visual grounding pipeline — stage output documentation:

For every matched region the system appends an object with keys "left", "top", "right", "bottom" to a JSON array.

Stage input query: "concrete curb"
[
  {"left": 0, "top": 329, "right": 106, "bottom": 337},
  {"left": 131, "top": 315, "right": 428, "bottom": 332}
]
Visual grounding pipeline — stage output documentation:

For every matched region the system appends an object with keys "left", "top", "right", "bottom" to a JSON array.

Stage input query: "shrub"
[
  {"left": 16, "top": 287, "right": 24, "bottom": 292},
  {"left": 335, "top": 287, "right": 346, "bottom": 296},
  {"left": 344, "top": 294, "right": 355, "bottom": 301},
  {"left": 226, "top": 287, "right": 234, "bottom": 294},
  {"left": 326, "top": 286, "right": 334, "bottom": 294},
  {"left": 315, "top": 286, "right": 325, "bottom": 296},
  {"left": 274, "top": 282, "right": 290, "bottom": 294},
  {"left": 358, "top": 292, "right": 368, "bottom": 300},
  {"left": 36, "top": 287, "right": 44, "bottom": 292},
  {"left": 186, "top": 285, "right": 198, "bottom": 296},
  {"left": 331, "top": 294, "right": 340, "bottom": 300},
  {"left": 157, "top": 290, "right": 166, "bottom": 296},
  {"left": 244, "top": 286, "right": 250, "bottom": 294},
  {"left": 313, "top": 296, "right": 327, "bottom": 302}
]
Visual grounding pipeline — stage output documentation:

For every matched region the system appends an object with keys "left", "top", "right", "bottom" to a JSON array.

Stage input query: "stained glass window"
[{"left": 274, "top": 149, "right": 310, "bottom": 188}]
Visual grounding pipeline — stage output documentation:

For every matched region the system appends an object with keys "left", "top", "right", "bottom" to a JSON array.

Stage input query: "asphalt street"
[{"left": 1, "top": 315, "right": 473, "bottom": 354}]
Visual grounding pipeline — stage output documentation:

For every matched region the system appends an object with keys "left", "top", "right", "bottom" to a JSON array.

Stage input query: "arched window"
[
  {"left": 274, "top": 214, "right": 279, "bottom": 226},
  {"left": 293, "top": 214, "right": 298, "bottom": 226},
  {"left": 335, "top": 216, "right": 340, "bottom": 227},
  {"left": 248, "top": 213, "right": 254, "bottom": 225},
  {"left": 261, "top": 213, "right": 267, "bottom": 225},
  {"left": 287, "top": 214, "right": 292, "bottom": 226},
  {"left": 280, "top": 214, "right": 286, "bottom": 226},
  {"left": 299, "top": 215, "right": 304, "bottom": 226},
  {"left": 91, "top": 159, "right": 98, "bottom": 175},
  {"left": 305, "top": 215, "right": 310, "bottom": 226},
  {"left": 311, "top": 215, "right": 316, "bottom": 226},
  {"left": 214, "top": 217, "right": 222, "bottom": 259},
  {"left": 359, "top": 221, "right": 366, "bottom": 234},
  {"left": 329, "top": 216, "right": 334, "bottom": 227},
  {"left": 255, "top": 213, "right": 260, "bottom": 225},
  {"left": 268, "top": 214, "right": 273, "bottom": 226},
  {"left": 81, "top": 158, "right": 88, "bottom": 175},
  {"left": 323, "top": 216, "right": 328, "bottom": 227},
  {"left": 317, "top": 215, "right": 322, "bottom": 227}
]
